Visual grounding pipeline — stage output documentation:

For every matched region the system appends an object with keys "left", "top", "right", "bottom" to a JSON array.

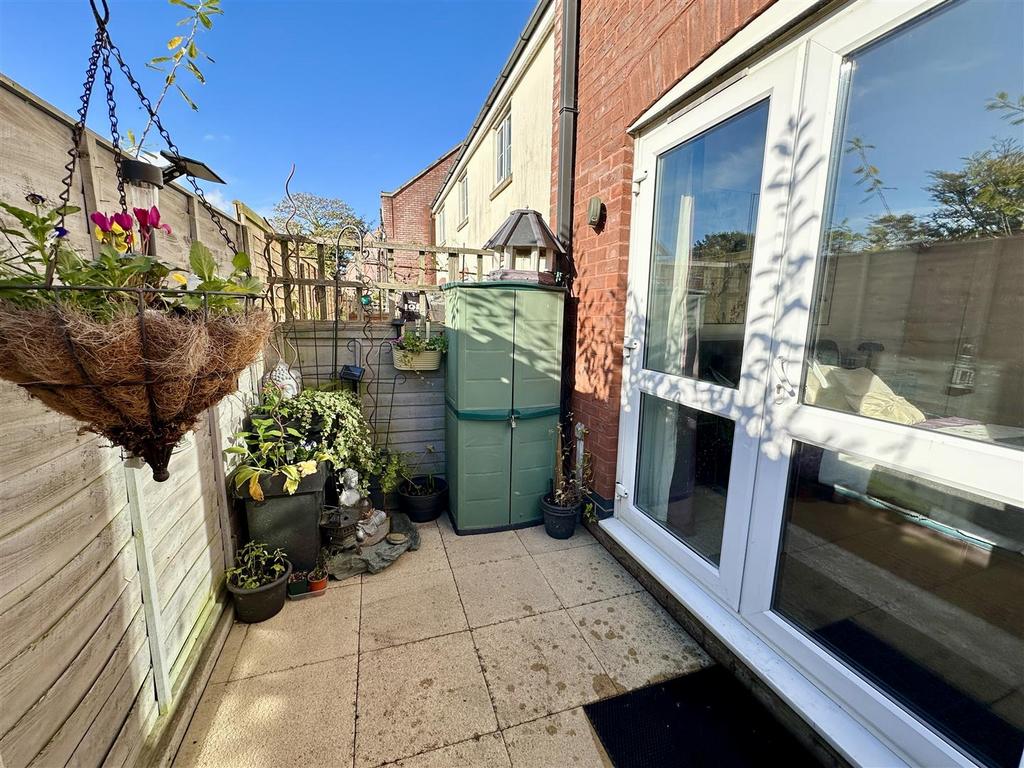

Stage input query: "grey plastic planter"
[{"left": 237, "top": 463, "right": 327, "bottom": 571}]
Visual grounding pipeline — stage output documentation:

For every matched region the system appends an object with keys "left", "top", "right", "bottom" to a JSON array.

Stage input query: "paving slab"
[
  {"left": 473, "top": 611, "right": 618, "bottom": 728},
  {"left": 453, "top": 556, "right": 561, "bottom": 628},
  {"left": 356, "top": 631, "right": 498, "bottom": 768},
  {"left": 515, "top": 524, "right": 595, "bottom": 555},
  {"left": 569, "top": 591, "right": 712, "bottom": 690},
  {"left": 533, "top": 544, "right": 642, "bottom": 608},
  {"left": 438, "top": 516, "right": 529, "bottom": 569},
  {"left": 175, "top": 656, "right": 357, "bottom": 768},
  {"left": 230, "top": 584, "right": 360, "bottom": 680},
  {"left": 383, "top": 732, "right": 510, "bottom": 767},
  {"left": 502, "top": 707, "right": 612, "bottom": 768},
  {"left": 361, "top": 567, "right": 468, "bottom": 651}
]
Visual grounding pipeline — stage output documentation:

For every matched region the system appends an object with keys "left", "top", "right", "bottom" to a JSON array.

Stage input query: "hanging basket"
[
  {"left": 0, "top": 2, "right": 271, "bottom": 481},
  {"left": 0, "top": 291, "right": 271, "bottom": 481}
]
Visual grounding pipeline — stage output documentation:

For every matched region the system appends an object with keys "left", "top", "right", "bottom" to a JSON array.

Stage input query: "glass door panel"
[
  {"left": 804, "top": 0, "right": 1024, "bottom": 450},
  {"left": 644, "top": 100, "right": 768, "bottom": 387},
  {"left": 774, "top": 442, "right": 1024, "bottom": 768}
]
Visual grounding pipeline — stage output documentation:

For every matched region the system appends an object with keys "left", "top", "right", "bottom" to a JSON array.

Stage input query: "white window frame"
[
  {"left": 458, "top": 174, "right": 468, "bottom": 226},
  {"left": 614, "top": 2, "right": 1024, "bottom": 767},
  {"left": 436, "top": 205, "right": 445, "bottom": 246},
  {"left": 494, "top": 111, "right": 512, "bottom": 187}
]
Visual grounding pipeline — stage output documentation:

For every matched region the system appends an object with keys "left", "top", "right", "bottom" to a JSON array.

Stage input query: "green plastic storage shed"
[{"left": 443, "top": 281, "right": 565, "bottom": 534}]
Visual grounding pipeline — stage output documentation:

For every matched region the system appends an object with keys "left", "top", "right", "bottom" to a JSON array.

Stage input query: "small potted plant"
[
  {"left": 226, "top": 541, "right": 291, "bottom": 623},
  {"left": 226, "top": 385, "right": 328, "bottom": 571},
  {"left": 540, "top": 422, "right": 593, "bottom": 539},
  {"left": 396, "top": 445, "right": 448, "bottom": 522},
  {"left": 392, "top": 329, "right": 447, "bottom": 372},
  {"left": 287, "top": 570, "right": 309, "bottom": 597},
  {"left": 308, "top": 562, "right": 329, "bottom": 592}
]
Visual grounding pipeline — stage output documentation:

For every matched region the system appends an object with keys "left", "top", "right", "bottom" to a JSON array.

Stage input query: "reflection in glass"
[
  {"left": 644, "top": 101, "right": 769, "bottom": 388},
  {"left": 806, "top": 0, "right": 1024, "bottom": 448},
  {"left": 635, "top": 394, "right": 734, "bottom": 565},
  {"left": 774, "top": 442, "right": 1024, "bottom": 767}
]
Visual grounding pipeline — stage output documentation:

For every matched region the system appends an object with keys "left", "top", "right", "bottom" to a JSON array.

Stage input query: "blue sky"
[{"left": 0, "top": 0, "right": 535, "bottom": 224}]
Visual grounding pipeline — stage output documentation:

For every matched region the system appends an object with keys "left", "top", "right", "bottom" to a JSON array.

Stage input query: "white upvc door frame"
[
  {"left": 615, "top": 1, "right": 1024, "bottom": 766},
  {"left": 614, "top": 48, "right": 805, "bottom": 609}
]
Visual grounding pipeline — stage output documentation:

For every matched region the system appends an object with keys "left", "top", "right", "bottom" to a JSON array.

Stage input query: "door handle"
[{"left": 773, "top": 355, "right": 797, "bottom": 402}]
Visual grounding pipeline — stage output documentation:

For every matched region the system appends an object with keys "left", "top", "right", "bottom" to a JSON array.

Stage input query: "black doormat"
[{"left": 583, "top": 665, "right": 820, "bottom": 768}]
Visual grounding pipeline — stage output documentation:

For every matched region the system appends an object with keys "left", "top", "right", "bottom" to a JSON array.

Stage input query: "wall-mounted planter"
[{"left": 392, "top": 348, "right": 442, "bottom": 372}]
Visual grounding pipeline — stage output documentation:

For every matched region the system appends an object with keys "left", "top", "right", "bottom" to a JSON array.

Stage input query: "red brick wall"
[
  {"left": 558, "top": 0, "right": 775, "bottom": 501},
  {"left": 381, "top": 145, "right": 460, "bottom": 282}
]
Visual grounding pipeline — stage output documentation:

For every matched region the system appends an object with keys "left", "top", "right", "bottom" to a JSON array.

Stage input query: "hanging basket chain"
[
  {"left": 101, "top": 48, "right": 128, "bottom": 216},
  {"left": 46, "top": 25, "right": 106, "bottom": 287}
]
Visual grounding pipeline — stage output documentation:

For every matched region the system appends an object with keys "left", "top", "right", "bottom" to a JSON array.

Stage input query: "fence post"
[
  {"left": 316, "top": 243, "right": 328, "bottom": 320},
  {"left": 207, "top": 406, "right": 235, "bottom": 572},
  {"left": 123, "top": 458, "right": 173, "bottom": 714},
  {"left": 447, "top": 252, "right": 458, "bottom": 284}
]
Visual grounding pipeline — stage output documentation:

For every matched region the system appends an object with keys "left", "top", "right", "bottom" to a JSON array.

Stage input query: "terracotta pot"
[{"left": 307, "top": 573, "right": 328, "bottom": 592}]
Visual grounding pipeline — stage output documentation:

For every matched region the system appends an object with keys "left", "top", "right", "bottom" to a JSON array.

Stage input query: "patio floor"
[{"left": 174, "top": 517, "right": 713, "bottom": 768}]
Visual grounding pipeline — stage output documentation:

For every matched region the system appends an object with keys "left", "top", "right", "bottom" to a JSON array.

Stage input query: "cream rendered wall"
[{"left": 434, "top": 12, "right": 555, "bottom": 251}]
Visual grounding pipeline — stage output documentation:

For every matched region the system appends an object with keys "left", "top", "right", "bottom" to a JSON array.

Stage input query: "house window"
[
  {"left": 436, "top": 205, "right": 445, "bottom": 246},
  {"left": 494, "top": 112, "right": 512, "bottom": 187},
  {"left": 458, "top": 174, "right": 468, "bottom": 225}
]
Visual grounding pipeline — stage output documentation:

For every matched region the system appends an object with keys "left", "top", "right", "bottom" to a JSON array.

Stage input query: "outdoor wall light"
[{"left": 587, "top": 196, "right": 605, "bottom": 229}]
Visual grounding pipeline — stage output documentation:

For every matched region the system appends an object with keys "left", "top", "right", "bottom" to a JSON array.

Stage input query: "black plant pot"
[
  {"left": 237, "top": 463, "right": 327, "bottom": 571},
  {"left": 228, "top": 560, "right": 292, "bottom": 623},
  {"left": 540, "top": 495, "right": 580, "bottom": 539},
  {"left": 397, "top": 476, "right": 448, "bottom": 523}
]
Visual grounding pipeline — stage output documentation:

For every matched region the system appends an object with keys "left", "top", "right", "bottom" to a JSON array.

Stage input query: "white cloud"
[{"left": 202, "top": 188, "right": 233, "bottom": 213}]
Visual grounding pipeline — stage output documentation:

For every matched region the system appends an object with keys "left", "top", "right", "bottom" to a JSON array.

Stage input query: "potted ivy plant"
[
  {"left": 226, "top": 541, "right": 291, "bottom": 623},
  {"left": 227, "top": 385, "right": 328, "bottom": 571},
  {"left": 396, "top": 445, "right": 448, "bottom": 523},
  {"left": 392, "top": 329, "right": 447, "bottom": 372},
  {"left": 540, "top": 422, "right": 593, "bottom": 539}
]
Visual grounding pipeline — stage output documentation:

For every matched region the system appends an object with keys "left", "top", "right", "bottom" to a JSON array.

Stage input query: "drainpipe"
[
  {"left": 556, "top": 0, "right": 581, "bottom": 430},
  {"left": 555, "top": 0, "right": 580, "bottom": 253}
]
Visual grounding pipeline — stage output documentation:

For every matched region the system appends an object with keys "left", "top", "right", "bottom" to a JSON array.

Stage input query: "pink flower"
[
  {"left": 134, "top": 205, "right": 171, "bottom": 236},
  {"left": 90, "top": 211, "right": 112, "bottom": 232}
]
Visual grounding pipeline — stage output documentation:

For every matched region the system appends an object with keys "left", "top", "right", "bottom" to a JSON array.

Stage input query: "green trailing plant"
[
  {"left": 270, "top": 388, "right": 383, "bottom": 490},
  {"left": 396, "top": 329, "right": 447, "bottom": 353},
  {"left": 376, "top": 450, "right": 408, "bottom": 495},
  {"left": 226, "top": 540, "right": 287, "bottom": 590}
]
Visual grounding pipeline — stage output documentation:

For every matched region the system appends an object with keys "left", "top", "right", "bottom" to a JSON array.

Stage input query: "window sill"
[
  {"left": 457, "top": 217, "right": 468, "bottom": 232},
  {"left": 490, "top": 175, "right": 512, "bottom": 200}
]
